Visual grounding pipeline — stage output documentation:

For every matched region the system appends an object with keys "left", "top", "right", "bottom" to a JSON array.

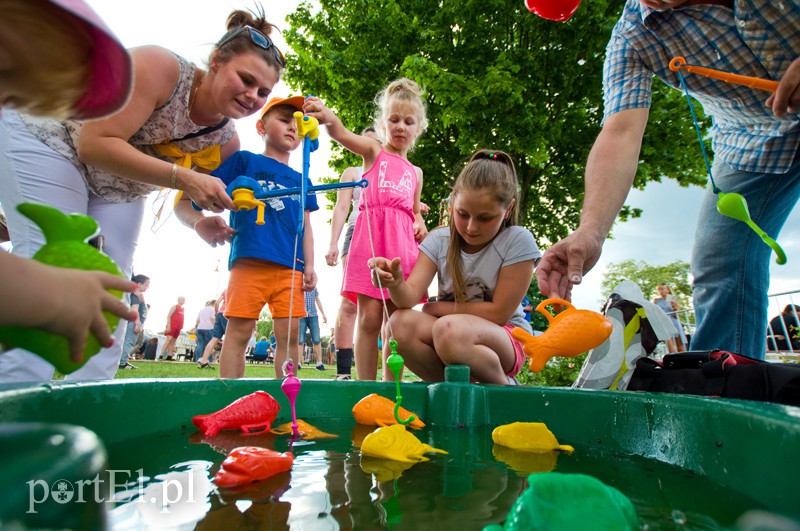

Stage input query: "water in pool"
[{"left": 106, "top": 419, "right": 764, "bottom": 530}]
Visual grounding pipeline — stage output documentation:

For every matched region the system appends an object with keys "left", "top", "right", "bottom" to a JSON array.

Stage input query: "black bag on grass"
[{"left": 627, "top": 350, "right": 800, "bottom": 406}]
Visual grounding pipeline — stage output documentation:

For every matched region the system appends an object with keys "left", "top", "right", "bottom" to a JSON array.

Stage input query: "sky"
[{"left": 82, "top": 0, "right": 799, "bottom": 333}]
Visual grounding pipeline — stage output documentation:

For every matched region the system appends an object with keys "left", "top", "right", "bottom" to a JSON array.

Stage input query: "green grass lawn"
[{"left": 108, "top": 360, "right": 422, "bottom": 381}]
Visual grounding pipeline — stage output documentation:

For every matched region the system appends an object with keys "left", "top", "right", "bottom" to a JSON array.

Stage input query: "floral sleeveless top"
[{"left": 19, "top": 53, "right": 235, "bottom": 203}]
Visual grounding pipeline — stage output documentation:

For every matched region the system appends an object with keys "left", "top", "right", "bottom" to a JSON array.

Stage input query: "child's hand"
[
  {"left": 369, "top": 257, "right": 403, "bottom": 289},
  {"left": 325, "top": 244, "right": 340, "bottom": 267},
  {"left": 43, "top": 265, "right": 137, "bottom": 362},
  {"left": 194, "top": 216, "right": 237, "bottom": 248},
  {"left": 303, "top": 268, "right": 318, "bottom": 291},
  {"left": 302, "top": 96, "right": 335, "bottom": 126},
  {"left": 413, "top": 220, "right": 428, "bottom": 242}
]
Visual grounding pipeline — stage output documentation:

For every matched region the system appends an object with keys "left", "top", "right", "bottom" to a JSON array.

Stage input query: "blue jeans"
[
  {"left": 194, "top": 329, "right": 213, "bottom": 362},
  {"left": 298, "top": 316, "right": 321, "bottom": 344},
  {"left": 120, "top": 320, "right": 138, "bottom": 365},
  {"left": 691, "top": 153, "right": 800, "bottom": 360}
]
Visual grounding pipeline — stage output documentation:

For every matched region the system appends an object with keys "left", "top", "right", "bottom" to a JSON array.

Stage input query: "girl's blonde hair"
[
  {"left": 1, "top": 0, "right": 94, "bottom": 119},
  {"left": 373, "top": 78, "right": 428, "bottom": 148},
  {"left": 213, "top": 7, "right": 284, "bottom": 72},
  {"left": 446, "top": 150, "right": 520, "bottom": 303}
]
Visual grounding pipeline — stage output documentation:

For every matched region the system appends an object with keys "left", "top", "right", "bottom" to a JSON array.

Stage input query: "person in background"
[
  {"left": 370, "top": 150, "right": 539, "bottom": 384},
  {"left": 119, "top": 274, "right": 150, "bottom": 370},
  {"left": 299, "top": 287, "right": 328, "bottom": 371},
  {"left": 653, "top": 284, "right": 686, "bottom": 353},
  {"left": 1, "top": 6, "right": 286, "bottom": 381},
  {"left": 520, "top": 294, "right": 533, "bottom": 324},
  {"left": 767, "top": 304, "right": 800, "bottom": 352},
  {"left": 534, "top": 0, "right": 800, "bottom": 361},
  {"left": 0, "top": 0, "right": 137, "bottom": 375},
  {"left": 197, "top": 289, "right": 227, "bottom": 368},
  {"left": 160, "top": 296, "right": 185, "bottom": 360},
  {"left": 193, "top": 299, "right": 216, "bottom": 363}
]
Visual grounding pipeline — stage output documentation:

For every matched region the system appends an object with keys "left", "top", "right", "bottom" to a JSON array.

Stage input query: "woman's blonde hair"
[
  {"left": 0, "top": 0, "right": 94, "bottom": 119},
  {"left": 446, "top": 150, "right": 520, "bottom": 303},
  {"left": 373, "top": 78, "right": 428, "bottom": 148},
  {"left": 213, "top": 7, "right": 284, "bottom": 72}
]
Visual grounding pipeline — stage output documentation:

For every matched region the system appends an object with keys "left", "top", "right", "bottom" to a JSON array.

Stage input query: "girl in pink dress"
[{"left": 305, "top": 78, "right": 428, "bottom": 380}]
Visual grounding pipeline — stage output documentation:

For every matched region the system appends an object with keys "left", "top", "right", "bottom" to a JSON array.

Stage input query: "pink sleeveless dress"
[{"left": 342, "top": 149, "right": 419, "bottom": 302}]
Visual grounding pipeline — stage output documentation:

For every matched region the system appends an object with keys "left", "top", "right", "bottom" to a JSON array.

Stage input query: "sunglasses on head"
[{"left": 217, "top": 25, "right": 286, "bottom": 68}]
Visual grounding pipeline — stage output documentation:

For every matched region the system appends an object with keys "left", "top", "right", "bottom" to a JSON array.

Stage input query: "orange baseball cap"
[{"left": 258, "top": 95, "right": 306, "bottom": 120}]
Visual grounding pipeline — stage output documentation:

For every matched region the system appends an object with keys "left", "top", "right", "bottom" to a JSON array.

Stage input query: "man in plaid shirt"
[{"left": 536, "top": 0, "right": 800, "bottom": 359}]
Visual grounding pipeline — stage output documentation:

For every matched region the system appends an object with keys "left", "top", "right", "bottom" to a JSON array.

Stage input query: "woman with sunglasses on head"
[{"left": 0, "top": 6, "right": 286, "bottom": 382}]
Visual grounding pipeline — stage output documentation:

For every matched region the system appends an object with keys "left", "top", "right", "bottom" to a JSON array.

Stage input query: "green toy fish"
[{"left": 0, "top": 203, "right": 125, "bottom": 374}]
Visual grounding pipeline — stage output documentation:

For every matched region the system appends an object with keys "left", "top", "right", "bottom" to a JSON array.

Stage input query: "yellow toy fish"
[
  {"left": 361, "top": 424, "right": 448, "bottom": 463},
  {"left": 270, "top": 419, "right": 338, "bottom": 439},
  {"left": 492, "top": 422, "right": 574, "bottom": 453},
  {"left": 511, "top": 298, "right": 612, "bottom": 372},
  {"left": 352, "top": 393, "right": 426, "bottom": 430}
]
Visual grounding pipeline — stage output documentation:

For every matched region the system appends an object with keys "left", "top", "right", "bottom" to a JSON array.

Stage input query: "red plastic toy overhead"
[{"left": 525, "top": 0, "right": 581, "bottom": 21}]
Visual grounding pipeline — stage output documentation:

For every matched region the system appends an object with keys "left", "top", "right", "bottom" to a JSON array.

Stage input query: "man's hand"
[{"left": 535, "top": 227, "right": 605, "bottom": 300}]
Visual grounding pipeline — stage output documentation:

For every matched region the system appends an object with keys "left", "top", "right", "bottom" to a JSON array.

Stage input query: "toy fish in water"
[
  {"left": 361, "top": 424, "right": 447, "bottom": 463},
  {"left": 492, "top": 422, "right": 574, "bottom": 453},
  {"left": 483, "top": 472, "right": 639, "bottom": 530},
  {"left": 270, "top": 419, "right": 338, "bottom": 439},
  {"left": 0, "top": 203, "right": 125, "bottom": 374},
  {"left": 512, "top": 297, "right": 612, "bottom": 372},
  {"left": 213, "top": 446, "right": 294, "bottom": 488},
  {"left": 192, "top": 391, "right": 280, "bottom": 437},
  {"left": 352, "top": 393, "right": 425, "bottom": 429},
  {"left": 360, "top": 455, "right": 416, "bottom": 482}
]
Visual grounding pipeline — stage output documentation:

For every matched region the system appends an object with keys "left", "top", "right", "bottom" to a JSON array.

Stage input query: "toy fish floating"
[
  {"left": 361, "top": 424, "right": 447, "bottom": 463},
  {"left": 0, "top": 203, "right": 125, "bottom": 374},
  {"left": 492, "top": 422, "right": 574, "bottom": 453},
  {"left": 352, "top": 393, "right": 425, "bottom": 430},
  {"left": 192, "top": 391, "right": 280, "bottom": 437},
  {"left": 188, "top": 430, "right": 277, "bottom": 456},
  {"left": 483, "top": 473, "right": 639, "bottom": 531},
  {"left": 213, "top": 446, "right": 294, "bottom": 489},
  {"left": 270, "top": 419, "right": 338, "bottom": 439},
  {"left": 512, "top": 298, "right": 612, "bottom": 372}
]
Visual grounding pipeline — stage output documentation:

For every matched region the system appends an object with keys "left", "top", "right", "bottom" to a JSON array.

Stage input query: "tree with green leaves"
[
  {"left": 255, "top": 309, "right": 273, "bottom": 341},
  {"left": 600, "top": 259, "right": 692, "bottom": 309},
  {"left": 283, "top": 0, "right": 710, "bottom": 244}
]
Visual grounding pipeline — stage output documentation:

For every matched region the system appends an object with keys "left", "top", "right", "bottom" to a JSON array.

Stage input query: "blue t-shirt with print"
[{"left": 212, "top": 151, "right": 319, "bottom": 271}]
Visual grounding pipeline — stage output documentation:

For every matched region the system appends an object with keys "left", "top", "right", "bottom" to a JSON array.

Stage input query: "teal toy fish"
[
  {"left": 0, "top": 203, "right": 125, "bottom": 374},
  {"left": 484, "top": 472, "right": 639, "bottom": 531}
]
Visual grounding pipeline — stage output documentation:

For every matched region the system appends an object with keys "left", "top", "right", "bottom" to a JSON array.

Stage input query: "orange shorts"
[{"left": 224, "top": 258, "right": 307, "bottom": 320}]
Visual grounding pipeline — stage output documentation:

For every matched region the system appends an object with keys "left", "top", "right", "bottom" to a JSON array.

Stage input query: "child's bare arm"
[
  {"left": 412, "top": 167, "right": 428, "bottom": 242},
  {"left": 302, "top": 211, "right": 317, "bottom": 290},
  {"left": 303, "top": 97, "right": 381, "bottom": 162},
  {"left": 369, "top": 254, "right": 437, "bottom": 309}
]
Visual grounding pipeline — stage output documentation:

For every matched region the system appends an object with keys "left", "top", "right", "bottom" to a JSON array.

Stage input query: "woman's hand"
[
  {"left": 194, "top": 216, "right": 237, "bottom": 248},
  {"left": 182, "top": 171, "right": 236, "bottom": 213}
]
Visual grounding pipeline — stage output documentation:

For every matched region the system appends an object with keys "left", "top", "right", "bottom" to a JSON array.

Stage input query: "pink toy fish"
[
  {"left": 213, "top": 446, "right": 294, "bottom": 488},
  {"left": 192, "top": 391, "right": 280, "bottom": 437}
]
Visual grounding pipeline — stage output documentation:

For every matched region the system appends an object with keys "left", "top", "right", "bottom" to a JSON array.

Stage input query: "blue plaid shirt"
[
  {"left": 304, "top": 288, "right": 318, "bottom": 318},
  {"left": 603, "top": 0, "right": 800, "bottom": 173}
]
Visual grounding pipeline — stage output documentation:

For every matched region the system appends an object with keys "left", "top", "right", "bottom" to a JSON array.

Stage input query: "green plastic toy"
[
  {"left": 0, "top": 203, "right": 125, "bottom": 374},
  {"left": 484, "top": 472, "right": 639, "bottom": 531},
  {"left": 386, "top": 340, "right": 416, "bottom": 426}
]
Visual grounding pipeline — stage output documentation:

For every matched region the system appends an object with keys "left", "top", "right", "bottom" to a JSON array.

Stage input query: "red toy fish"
[
  {"left": 213, "top": 446, "right": 294, "bottom": 488},
  {"left": 192, "top": 391, "right": 280, "bottom": 437}
]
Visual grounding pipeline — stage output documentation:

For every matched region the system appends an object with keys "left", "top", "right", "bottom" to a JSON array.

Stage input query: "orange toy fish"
[
  {"left": 192, "top": 391, "right": 280, "bottom": 437},
  {"left": 352, "top": 393, "right": 425, "bottom": 430},
  {"left": 512, "top": 298, "right": 613, "bottom": 372},
  {"left": 213, "top": 446, "right": 294, "bottom": 488},
  {"left": 270, "top": 419, "right": 338, "bottom": 439}
]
